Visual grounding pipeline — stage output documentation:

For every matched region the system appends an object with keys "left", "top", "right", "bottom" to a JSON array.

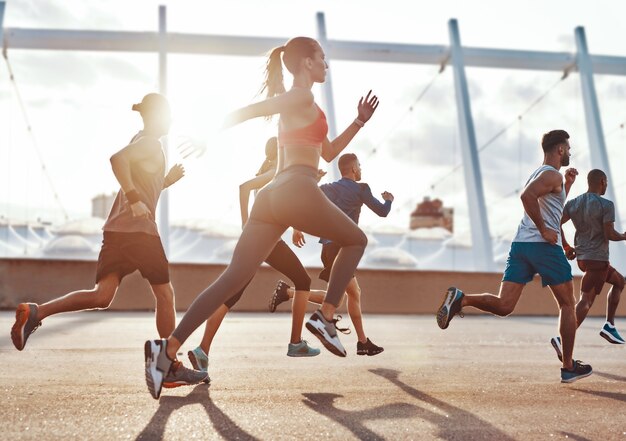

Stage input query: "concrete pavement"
[{"left": 1, "top": 312, "right": 625, "bottom": 440}]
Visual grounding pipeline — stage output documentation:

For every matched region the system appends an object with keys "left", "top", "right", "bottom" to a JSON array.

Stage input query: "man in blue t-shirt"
[
  {"left": 553, "top": 169, "right": 626, "bottom": 356},
  {"left": 279, "top": 153, "right": 393, "bottom": 356}
]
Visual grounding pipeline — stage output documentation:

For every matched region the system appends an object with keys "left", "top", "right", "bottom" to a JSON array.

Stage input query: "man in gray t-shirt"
[{"left": 559, "top": 169, "right": 626, "bottom": 348}]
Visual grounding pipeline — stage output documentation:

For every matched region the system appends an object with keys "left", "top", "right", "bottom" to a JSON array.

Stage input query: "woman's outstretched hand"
[{"left": 357, "top": 90, "right": 379, "bottom": 124}]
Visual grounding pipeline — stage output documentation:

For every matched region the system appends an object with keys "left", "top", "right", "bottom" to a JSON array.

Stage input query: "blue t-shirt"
[{"left": 319, "top": 177, "right": 392, "bottom": 244}]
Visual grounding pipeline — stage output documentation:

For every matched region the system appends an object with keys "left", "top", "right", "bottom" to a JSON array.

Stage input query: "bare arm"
[
  {"left": 239, "top": 169, "right": 275, "bottom": 228},
  {"left": 292, "top": 229, "right": 306, "bottom": 248},
  {"left": 560, "top": 211, "right": 575, "bottom": 259},
  {"left": 110, "top": 137, "right": 160, "bottom": 217},
  {"left": 563, "top": 167, "right": 578, "bottom": 195},
  {"left": 520, "top": 169, "right": 563, "bottom": 244},
  {"left": 321, "top": 91, "right": 379, "bottom": 162},
  {"left": 224, "top": 89, "right": 313, "bottom": 128},
  {"left": 163, "top": 164, "right": 185, "bottom": 189},
  {"left": 604, "top": 222, "right": 626, "bottom": 242}
]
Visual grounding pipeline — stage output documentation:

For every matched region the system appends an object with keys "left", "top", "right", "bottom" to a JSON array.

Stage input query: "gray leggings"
[{"left": 171, "top": 165, "right": 367, "bottom": 344}]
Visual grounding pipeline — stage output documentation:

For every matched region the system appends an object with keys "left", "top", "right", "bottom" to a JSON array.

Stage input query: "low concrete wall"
[{"left": 1, "top": 258, "right": 623, "bottom": 317}]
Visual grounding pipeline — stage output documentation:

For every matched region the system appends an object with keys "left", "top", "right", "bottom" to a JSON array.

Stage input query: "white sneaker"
[
  {"left": 144, "top": 339, "right": 174, "bottom": 399},
  {"left": 305, "top": 310, "right": 347, "bottom": 357}
]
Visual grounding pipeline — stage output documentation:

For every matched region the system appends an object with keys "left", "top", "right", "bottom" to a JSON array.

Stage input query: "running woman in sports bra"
[
  {"left": 11, "top": 93, "right": 207, "bottom": 388},
  {"left": 144, "top": 37, "right": 378, "bottom": 399},
  {"left": 187, "top": 137, "right": 322, "bottom": 379}
]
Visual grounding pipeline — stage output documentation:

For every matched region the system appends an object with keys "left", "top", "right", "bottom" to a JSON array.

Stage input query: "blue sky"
[{"left": 1, "top": 0, "right": 626, "bottom": 241}]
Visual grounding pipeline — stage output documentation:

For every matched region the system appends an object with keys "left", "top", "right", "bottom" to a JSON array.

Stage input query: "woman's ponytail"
[{"left": 260, "top": 46, "right": 286, "bottom": 99}]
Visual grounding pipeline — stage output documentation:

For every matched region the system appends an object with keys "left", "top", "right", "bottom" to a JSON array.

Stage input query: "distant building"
[
  {"left": 91, "top": 192, "right": 116, "bottom": 219},
  {"left": 410, "top": 197, "right": 454, "bottom": 232}
]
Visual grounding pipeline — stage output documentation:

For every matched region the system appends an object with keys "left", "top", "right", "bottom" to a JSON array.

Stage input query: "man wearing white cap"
[{"left": 11, "top": 93, "right": 207, "bottom": 388}]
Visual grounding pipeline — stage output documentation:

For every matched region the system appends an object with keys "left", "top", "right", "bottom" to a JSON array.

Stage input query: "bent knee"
[
  {"left": 152, "top": 284, "right": 175, "bottom": 304},
  {"left": 92, "top": 279, "right": 117, "bottom": 309},
  {"left": 346, "top": 230, "right": 368, "bottom": 249},
  {"left": 92, "top": 290, "right": 115, "bottom": 309},
  {"left": 294, "top": 274, "right": 312, "bottom": 292},
  {"left": 497, "top": 303, "right": 516, "bottom": 317}
]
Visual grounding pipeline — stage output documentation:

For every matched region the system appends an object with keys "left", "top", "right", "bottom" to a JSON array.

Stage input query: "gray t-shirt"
[{"left": 564, "top": 192, "right": 614, "bottom": 261}]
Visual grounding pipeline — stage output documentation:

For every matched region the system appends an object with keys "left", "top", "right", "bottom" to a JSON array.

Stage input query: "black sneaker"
[
  {"left": 560, "top": 360, "right": 593, "bottom": 383},
  {"left": 269, "top": 280, "right": 290, "bottom": 313},
  {"left": 357, "top": 338, "right": 384, "bottom": 356},
  {"left": 436, "top": 287, "right": 464, "bottom": 329}
]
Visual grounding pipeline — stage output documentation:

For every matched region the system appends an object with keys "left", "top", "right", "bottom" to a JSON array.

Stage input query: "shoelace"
[
  {"left": 30, "top": 321, "right": 42, "bottom": 336},
  {"left": 332, "top": 315, "right": 351, "bottom": 335},
  {"left": 170, "top": 360, "right": 182, "bottom": 373}
]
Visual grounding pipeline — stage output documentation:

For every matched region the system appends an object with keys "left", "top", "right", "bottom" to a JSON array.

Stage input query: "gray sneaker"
[
  {"left": 163, "top": 360, "right": 209, "bottom": 388},
  {"left": 287, "top": 340, "right": 321, "bottom": 357},
  {"left": 305, "top": 310, "right": 347, "bottom": 357},
  {"left": 11, "top": 303, "right": 41, "bottom": 351},
  {"left": 144, "top": 339, "right": 174, "bottom": 399},
  {"left": 187, "top": 346, "right": 210, "bottom": 384}
]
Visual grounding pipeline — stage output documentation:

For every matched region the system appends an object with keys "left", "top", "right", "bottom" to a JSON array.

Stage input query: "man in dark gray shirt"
[{"left": 551, "top": 169, "right": 626, "bottom": 361}]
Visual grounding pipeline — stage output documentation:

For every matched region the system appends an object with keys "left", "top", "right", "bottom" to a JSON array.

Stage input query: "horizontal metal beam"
[{"left": 4, "top": 27, "right": 626, "bottom": 75}]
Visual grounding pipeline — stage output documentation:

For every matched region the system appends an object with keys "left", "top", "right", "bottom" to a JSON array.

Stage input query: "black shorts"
[
  {"left": 319, "top": 242, "right": 355, "bottom": 282},
  {"left": 96, "top": 231, "right": 170, "bottom": 285}
]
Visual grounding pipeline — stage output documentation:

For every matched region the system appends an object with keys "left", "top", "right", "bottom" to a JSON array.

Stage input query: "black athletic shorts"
[{"left": 96, "top": 231, "right": 170, "bottom": 285}]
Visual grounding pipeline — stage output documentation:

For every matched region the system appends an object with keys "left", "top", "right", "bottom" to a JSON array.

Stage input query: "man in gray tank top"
[
  {"left": 436, "top": 129, "right": 593, "bottom": 383},
  {"left": 11, "top": 93, "right": 207, "bottom": 388},
  {"left": 551, "top": 169, "right": 626, "bottom": 356}
]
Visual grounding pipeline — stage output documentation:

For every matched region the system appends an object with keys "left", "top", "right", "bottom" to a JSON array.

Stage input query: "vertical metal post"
[
  {"left": 0, "top": 2, "right": 5, "bottom": 48},
  {"left": 158, "top": 5, "right": 169, "bottom": 254},
  {"left": 448, "top": 19, "right": 494, "bottom": 271},
  {"left": 316, "top": 12, "right": 340, "bottom": 181},
  {"left": 575, "top": 26, "right": 624, "bottom": 267}
]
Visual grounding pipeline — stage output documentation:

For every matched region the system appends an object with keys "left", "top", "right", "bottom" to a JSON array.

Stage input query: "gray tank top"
[
  {"left": 513, "top": 165, "right": 566, "bottom": 243},
  {"left": 103, "top": 131, "right": 165, "bottom": 236}
]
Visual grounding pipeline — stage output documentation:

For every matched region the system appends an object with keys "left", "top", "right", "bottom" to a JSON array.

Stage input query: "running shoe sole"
[
  {"left": 163, "top": 378, "right": 210, "bottom": 388},
  {"left": 306, "top": 317, "right": 346, "bottom": 357},
  {"left": 187, "top": 350, "right": 210, "bottom": 384},
  {"left": 269, "top": 281, "right": 289, "bottom": 313},
  {"left": 550, "top": 337, "right": 563, "bottom": 362},
  {"left": 436, "top": 287, "right": 462, "bottom": 329},
  {"left": 357, "top": 347, "right": 384, "bottom": 356},
  {"left": 11, "top": 303, "right": 38, "bottom": 351},
  {"left": 145, "top": 340, "right": 170, "bottom": 400},
  {"left": 287, "top": 350, "right": 321, "bottom": 357}
]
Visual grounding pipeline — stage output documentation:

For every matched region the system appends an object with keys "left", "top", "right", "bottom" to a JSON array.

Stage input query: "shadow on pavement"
[
  {"left": 574, "top": 388, "right": 626, "bottom": 403},
  {"left": 369, "top": 368, "right": 517, "bottom": 441},
  {"left": 302, "top": 392, "right": 417, "bottom": 441},
  {"left": 559, "top": 432, "right": 593, "bottom": 441},
  {"left": 136, "top": 384, "right": 259, "bottom": 441},
  {"left": 593, "top": 371, "right": 626, "bottom": 382}
]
